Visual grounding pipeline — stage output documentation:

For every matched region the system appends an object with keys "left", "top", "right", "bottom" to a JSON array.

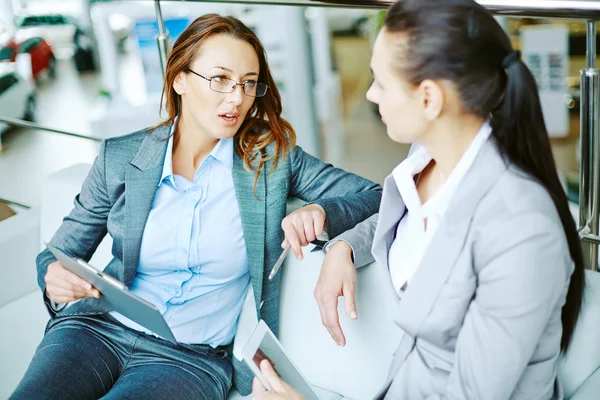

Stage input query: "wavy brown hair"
[{"left": 157, "top": 14, "right": 296, "bottom": 186}]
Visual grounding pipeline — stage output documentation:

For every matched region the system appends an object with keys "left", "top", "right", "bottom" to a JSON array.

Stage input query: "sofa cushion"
[
  {"left": 568, "top": 368, "right": 600, "bottom": 400},
  {"left": 276, "top": 247, "right": 400, "bottom": 400}
]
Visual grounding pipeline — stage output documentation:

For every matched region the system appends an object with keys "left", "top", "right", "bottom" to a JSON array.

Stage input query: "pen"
[{"left": 268, "top": 245, "right": 291, "bottom": 280}]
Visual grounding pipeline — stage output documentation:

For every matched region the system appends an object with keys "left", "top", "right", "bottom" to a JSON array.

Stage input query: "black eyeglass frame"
[{"left": 186, "top": 68, "right": 269, "bottom": 98}]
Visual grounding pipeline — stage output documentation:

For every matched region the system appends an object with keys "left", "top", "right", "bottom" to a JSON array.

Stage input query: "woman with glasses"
[
  {"left": 253, "top": 0, "right": 584, "bottom": 399},
  {"left": 12, "top": 14, "right": 381, "bottom": 400}
]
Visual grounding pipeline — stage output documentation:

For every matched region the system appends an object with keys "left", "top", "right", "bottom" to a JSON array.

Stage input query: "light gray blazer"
[{"left": 336, "top": 137, "right": 573, "bottom": 399}]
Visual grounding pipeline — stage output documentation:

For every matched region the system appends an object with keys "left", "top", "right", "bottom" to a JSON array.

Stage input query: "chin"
[
  {"left": 387, "top": 131, "right": 414, "bottom": 145},
  {"left": 213, "top": 126, "right": 239, "bottom": 140},
  {"left": 386, "top": 129, "right": 403, "bottom": 143}
]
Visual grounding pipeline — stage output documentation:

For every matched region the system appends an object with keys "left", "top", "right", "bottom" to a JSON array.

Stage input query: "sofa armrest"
[
  {"left": 559, "top": 270, "right": 600, "bottom": 398},
  {"left": 0, "top": 208, "right": 40, "bottom": 307},
  {"left": 0, "top": 290, "right": 49, "bottom": 399}
]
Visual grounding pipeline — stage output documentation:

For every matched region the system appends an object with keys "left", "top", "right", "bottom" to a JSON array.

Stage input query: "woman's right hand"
[{"left": 44, "top": 261, "right": 100, "bottom": 303}]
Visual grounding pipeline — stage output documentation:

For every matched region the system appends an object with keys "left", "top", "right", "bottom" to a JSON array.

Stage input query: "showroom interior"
[{"left": 1, "top": 0, "right": 600, "bottom": 399}]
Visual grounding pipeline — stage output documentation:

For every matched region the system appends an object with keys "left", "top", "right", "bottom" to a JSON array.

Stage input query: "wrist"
[{"left": 329, "top": 240, "right": 352, "bottom": 257}]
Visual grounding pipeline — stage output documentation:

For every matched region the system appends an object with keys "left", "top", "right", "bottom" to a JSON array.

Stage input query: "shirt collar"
[
  {"left": 159, "top": 122, "right": 234, "bottom": 187},
  {"left": 159, "top": 130, "right": 175, "bottom": 187},
  {"left": 211, "top": 136, "right": 234, "bottom": 171}
]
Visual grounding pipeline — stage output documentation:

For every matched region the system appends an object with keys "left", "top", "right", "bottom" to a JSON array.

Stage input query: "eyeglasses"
[{"left": 187, "top": 68, "right": 269, "bottom": 98}]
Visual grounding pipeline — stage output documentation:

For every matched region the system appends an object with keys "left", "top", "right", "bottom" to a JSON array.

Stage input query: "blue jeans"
[{"left": 11, "top": 314, "right": 233, "bottom": 400}]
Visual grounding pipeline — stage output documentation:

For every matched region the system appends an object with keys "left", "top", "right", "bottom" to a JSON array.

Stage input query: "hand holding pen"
[{"left": 268, "top": 204, "right": 327, "bottom": 280}]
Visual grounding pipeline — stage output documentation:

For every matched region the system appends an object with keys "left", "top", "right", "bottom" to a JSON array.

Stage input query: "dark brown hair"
[
  {"left": 384, "top": 0, "right": 584, "bottom": 353},
  {"left": 158, "top": 14, "right": 295, "bottom": 185}
]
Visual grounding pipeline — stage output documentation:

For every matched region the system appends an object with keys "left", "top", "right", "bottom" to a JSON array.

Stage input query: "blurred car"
[
  {"left": 0, "top": 37, "right": 56, "bottom": 81},
  {"left": 14, "top": 14, "right": 76, "bottom": 59},
  {"left": 0, "top": 64, "right": 36, "bottom": 135}
]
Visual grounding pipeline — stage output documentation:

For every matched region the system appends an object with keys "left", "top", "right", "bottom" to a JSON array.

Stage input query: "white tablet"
[
  {"left": 242, "top": 320, "right": 320, "bottom": 399},
  {"left": 46, "top": 243, "right": 177, "bottom": 344}
]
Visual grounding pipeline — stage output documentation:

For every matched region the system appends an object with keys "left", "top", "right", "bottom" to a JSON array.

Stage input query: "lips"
[{"left": 218, "top": 111, "right": 240, "bottom": 127}]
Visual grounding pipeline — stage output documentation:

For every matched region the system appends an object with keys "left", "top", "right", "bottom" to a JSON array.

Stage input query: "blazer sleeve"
[
  {"left": 289, "top": 146, "right": 382, "bottom": 240},
  {"left": 427, "top": 212, "right": 573, "bottom": 400},
  {"left": 36, "top": 140, "right": 112, "bottom": 314},
  {"left": 325, "top": 214, "right": 378, "bottom": 268}
]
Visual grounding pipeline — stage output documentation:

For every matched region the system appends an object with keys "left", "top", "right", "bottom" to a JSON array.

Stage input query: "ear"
[
  {"left": 418, "top": 79, "right": 444, "bottom": 121},
  {"left": 173, "top": 71, "right": 187, "bottom": 95}
]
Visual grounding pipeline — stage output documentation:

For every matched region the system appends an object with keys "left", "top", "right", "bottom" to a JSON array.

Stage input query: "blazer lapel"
[
  {"left": 393, "top": 138, "right": 509, "bottom": 337},
  {"left": 232, "top": 152, "right": 266, "bottom": 318},
  {"left": 123, "top": 126, "right": 170, "bottom": 286},
  {"left": 372, "top": 174, "right": 406, "bottom": 269}
]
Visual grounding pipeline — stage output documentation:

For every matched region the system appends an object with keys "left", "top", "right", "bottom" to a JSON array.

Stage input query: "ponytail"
[{"left": 491, "top": 54, "right": 585, "bottom": 353}]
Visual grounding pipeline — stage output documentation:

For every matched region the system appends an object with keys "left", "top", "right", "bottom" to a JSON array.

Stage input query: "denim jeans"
[{"left": 11, "top": 314, "right": 233, "bottom": 400}]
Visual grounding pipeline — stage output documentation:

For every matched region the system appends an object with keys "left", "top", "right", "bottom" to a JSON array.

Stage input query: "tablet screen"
[{"left": 244, "top": 321, "right": 320, "bottom": 400}]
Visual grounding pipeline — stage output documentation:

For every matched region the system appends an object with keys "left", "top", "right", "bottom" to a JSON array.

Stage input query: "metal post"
[
  {"left": 579, "top": 21, "right": 600, "bottom": 270},
  {"left": 587, "top": 21, "right": 597, "bottom": 68},
  {"left": 155, "top": 0, "right": 171, "bottom": 76}
]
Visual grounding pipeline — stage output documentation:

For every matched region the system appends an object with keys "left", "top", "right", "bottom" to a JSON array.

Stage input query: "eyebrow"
[{"left": 213, "top": 66, "right": 259, "bottom": 78}]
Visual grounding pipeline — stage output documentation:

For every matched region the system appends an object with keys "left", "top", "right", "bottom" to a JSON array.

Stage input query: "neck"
[
  {"left": 174, "top": 114, "right": 220, "bottom": 171},
  {"left": 419, "top": 113, "right": 486, "bottom": 180}
]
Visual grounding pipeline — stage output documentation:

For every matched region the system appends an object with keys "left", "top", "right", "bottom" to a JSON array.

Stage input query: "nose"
[
  {"left": 366, "top": 82, "right": 378, "bottom": 104},
  {"left": 227, "top": 84, "right": 244, "bottom": 106}
]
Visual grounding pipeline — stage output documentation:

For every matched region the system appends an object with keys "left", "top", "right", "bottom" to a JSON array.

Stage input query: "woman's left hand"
[
  {"left": 252, "top": 359, "right": 305, "bottom": 400},
  {"left": 281, "top": 204, "right": 326, "bottom": 261}
]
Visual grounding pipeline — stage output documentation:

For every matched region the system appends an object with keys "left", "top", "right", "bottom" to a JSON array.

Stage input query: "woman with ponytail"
[{"left": 253, "top": 0, "right": 584, "bottom": 399}]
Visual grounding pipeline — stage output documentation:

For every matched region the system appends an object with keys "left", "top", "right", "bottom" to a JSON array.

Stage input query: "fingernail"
[
  {"left": 351, "top": 311, "right": 358, "bottom": 319},
  {"left": 338, "top": 341, "right": 344, "bottom": 347}
]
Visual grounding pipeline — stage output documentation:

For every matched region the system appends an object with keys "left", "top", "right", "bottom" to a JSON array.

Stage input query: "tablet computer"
[
  {"left": 46, "top": 244, "right": 177, "bottom": 344},
  {"left": 242, "top": 320, "right": 320, "bottom": 399}
]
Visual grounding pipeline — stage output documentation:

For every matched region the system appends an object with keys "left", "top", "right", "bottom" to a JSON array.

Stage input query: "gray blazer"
[
  {"left": 36, "top": 124, "right": 382, "bottom": 395},
  {"left": 337, "top": 138, "right": 573, "bottom": 399}
]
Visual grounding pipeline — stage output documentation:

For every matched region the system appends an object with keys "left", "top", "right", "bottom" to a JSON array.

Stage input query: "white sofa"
[
  {"left": 2, "top": 162, "right": 600, "bottom": 400},
  {"left": 0, "top": 205, "right": 44, "bottom": 399}
]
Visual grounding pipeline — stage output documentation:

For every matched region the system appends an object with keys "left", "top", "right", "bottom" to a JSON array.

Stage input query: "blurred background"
[{"left": 0, "top": 1, "right": 593, "bottom": 207}]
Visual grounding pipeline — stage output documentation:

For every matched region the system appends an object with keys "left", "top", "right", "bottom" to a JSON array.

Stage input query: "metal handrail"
[
  {"left": 163, "top": 0, "right": 600, "bottom": 19},
  {"left": 0, "top": 197, "right": 31, "bottom": 210},
  {"left": 155, "top": 0, "right": 170, "bottom": 77},
  {"left": 579, "top": 19, "right": 599, "bottom": 270},
  {"left": 0, "top": 117, "right": 103, "bottom": 142}
]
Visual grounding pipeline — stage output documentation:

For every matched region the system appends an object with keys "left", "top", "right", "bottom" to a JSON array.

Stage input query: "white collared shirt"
[{"left": 388, "top": 121, "right": 492, "bottom": 296}]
